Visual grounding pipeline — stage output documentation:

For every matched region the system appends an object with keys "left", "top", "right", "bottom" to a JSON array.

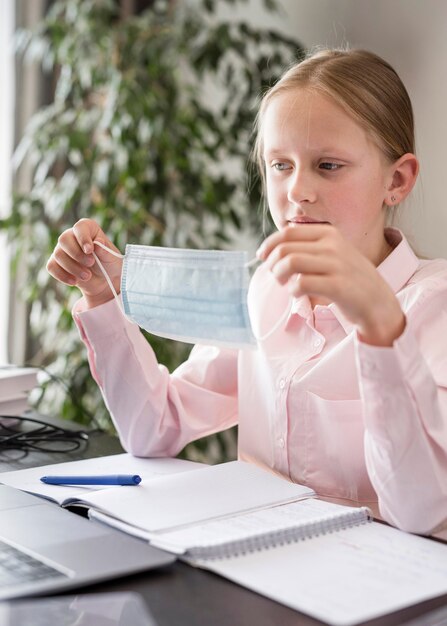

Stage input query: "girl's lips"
[{"left": 287, "top": 218, "right": 330, "bottom": 225}]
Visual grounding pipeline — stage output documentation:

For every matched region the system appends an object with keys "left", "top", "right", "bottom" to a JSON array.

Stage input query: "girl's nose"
[{"left": 287, "top": 169, "right": 317, "bottom": 205}]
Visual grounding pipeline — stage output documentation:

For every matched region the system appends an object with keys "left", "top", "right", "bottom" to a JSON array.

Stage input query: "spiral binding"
[{"left": 187, "top": 507, "right": 372, "bottom": 561}]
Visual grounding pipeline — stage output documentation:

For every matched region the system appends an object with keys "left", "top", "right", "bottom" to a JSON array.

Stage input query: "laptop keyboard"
[{"left": 0, "top": 539, "right": 67, "bottom": 587}]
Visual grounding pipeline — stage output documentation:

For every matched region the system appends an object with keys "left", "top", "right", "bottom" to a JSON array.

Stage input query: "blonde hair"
[{"left": 254, "top": 48, "right": 415, "bottom": 188}]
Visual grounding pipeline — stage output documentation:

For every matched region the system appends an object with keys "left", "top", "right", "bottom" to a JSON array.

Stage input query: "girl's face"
[{"left": 262, "top": 88, "right": 394, "bottom": 262}]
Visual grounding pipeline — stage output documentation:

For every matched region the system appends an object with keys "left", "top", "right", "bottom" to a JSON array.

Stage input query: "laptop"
[{"left": 0, "top": 485, "right": 175, "bottom": 600}]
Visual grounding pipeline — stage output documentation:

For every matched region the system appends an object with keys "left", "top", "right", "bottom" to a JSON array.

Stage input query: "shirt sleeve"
[
  {"left": 355, "top": 284, "right": 447, "bottom": 535},
  {"left": 72, "top": 297, "right": 239, "bottom": 458}
]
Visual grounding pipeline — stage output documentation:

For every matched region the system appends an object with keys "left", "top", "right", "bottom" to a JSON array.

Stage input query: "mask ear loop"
[
  {"left": 244, "top": 257, "right": 294, "bottom": 343},
  {"left": 91, "top": 241, "right": 125, "bottom": 312}
]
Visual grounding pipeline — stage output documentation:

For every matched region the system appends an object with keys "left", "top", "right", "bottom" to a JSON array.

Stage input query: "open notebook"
[{"left": 0, "top": 455, "right": 368, "bottom": 559}]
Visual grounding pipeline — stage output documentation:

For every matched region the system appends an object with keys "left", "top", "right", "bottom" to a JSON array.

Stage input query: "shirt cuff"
[
  {"left": 355, "top": 320, "right": 420, "bottom": 385},
  {"left": 72, "top": 296, "right": 137, "bottom": 341}
]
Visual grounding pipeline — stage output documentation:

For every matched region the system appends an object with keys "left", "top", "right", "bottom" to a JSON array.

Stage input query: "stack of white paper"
[{"left": 0, "top": 366, "right": 39, "bottom": 424}]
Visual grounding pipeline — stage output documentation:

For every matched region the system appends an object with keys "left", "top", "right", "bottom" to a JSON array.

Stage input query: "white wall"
[
  {"left": 218, "top": 0, "right": 447, "bottom": 258},
  {"left": 0, "top": 0, "right": 15, "bottom": 363}
]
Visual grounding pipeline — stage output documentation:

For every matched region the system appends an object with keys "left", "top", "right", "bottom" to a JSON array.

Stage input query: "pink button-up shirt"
[{"left": 73, "top": 229, "right": 447, "bottom": 534}]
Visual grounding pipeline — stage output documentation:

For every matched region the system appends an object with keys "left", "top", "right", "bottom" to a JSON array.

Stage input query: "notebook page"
[
  {"left": 205, "top": 521, "right": 447, "bottom": 626},
  {"left": 151, "top": 498, "right": 368, "bottom": 555},
  {"left": 82, "top": 461, "right": 315, "bottom": 532},
  {"left": 0, "top": 454, "right": 203, "bottom": 505}
]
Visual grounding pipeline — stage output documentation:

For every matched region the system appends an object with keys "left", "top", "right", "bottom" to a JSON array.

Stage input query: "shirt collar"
[{"left": 291, "top": 228, "right": 420, "bottom": 335}]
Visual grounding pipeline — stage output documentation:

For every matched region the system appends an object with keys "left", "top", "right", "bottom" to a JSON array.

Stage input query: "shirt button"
[
  {"left": 278, "top": 437, "right": 285, "bottom": 448},
  {"left": 279, "top": 378, "right": 286, "bottom": 390},
  {"left": 313, "top": 338, "right": 323, "bottom": 348},
  {"left": 363, "top": 361, "right": 378, "bottom": 376}
]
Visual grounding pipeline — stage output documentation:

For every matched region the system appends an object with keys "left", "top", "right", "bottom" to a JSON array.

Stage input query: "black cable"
[{"left": 0, "top": 415, "right": 91, "bottom": 457}]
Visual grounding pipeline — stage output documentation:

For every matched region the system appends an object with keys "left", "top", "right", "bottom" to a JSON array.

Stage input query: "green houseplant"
[{"left": 4, "top": 0, "right": 302, "bottom": 462}]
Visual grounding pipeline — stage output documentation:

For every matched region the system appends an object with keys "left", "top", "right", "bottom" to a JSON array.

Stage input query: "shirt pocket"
[{"left": 302, "top": 392, "right": 376, "bottom": 502}]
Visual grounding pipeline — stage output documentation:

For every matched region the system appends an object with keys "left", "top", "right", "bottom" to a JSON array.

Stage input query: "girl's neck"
[
  {"left": 373, "top": 232, "right": 394, "bottom": 266},
  {"left": 309, "top": 296, "right": 332, "bottom": 309}
]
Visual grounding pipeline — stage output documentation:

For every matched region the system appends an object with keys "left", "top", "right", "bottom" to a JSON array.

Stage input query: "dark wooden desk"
[{"left": 1, "top": 417, "right": 446, "bottom": 626}]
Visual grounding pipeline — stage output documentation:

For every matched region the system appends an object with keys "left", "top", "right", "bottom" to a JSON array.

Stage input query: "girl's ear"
[{"left": 385, "top": 153, "right": 419, "bottom": 206}]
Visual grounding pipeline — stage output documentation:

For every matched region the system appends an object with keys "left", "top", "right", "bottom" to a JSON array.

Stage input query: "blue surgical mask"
[
  {"left": 93, "top": 242, "right": 291, "bottom": 349},
  {"left": 94, "top": 242, "right": 257, "bottom": 348}
]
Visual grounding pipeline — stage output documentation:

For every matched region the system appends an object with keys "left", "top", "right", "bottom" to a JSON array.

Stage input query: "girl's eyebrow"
[
  {"left": 263, "top": 149, "right": 287, "bottom": 158},
  {"left": 264, "top": 146, "right": 352, "bottom": 159},
  {"left": 309, "top": 146, "right": 352, "bottom": 156}
]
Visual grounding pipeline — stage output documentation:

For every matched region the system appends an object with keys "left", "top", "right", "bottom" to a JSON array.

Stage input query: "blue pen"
[{"left": 40, "top": 474, "right": 142, "bottom": 486}]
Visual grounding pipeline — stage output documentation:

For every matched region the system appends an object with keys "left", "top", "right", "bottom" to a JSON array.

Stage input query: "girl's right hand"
[{"left": 47, "top": 218, "right": 123, "bottom": 309}]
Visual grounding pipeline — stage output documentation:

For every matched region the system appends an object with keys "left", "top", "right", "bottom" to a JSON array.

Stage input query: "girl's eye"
[
  {"left": 271, "top": 162, "right": 291, "bottom": 171},
  {"left": 319, "top": 162, "right": 342, "bottom": 171}
]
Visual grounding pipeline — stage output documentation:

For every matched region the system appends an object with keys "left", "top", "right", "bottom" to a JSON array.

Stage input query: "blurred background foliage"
[{"left": 2, "top": 0, "right": 302, "bottom": 462}]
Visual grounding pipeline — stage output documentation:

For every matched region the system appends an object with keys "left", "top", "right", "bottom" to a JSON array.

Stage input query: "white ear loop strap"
[
  {"left": 92, "top": 241, "right": 125, "bottom": 309},
  {"left": 244, "top": 257, "right": 259, "bottom": 269}
]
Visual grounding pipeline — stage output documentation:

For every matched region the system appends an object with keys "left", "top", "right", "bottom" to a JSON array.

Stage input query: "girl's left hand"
[{"left": 257, "top": 224, "right": 406, "bottom": 347}]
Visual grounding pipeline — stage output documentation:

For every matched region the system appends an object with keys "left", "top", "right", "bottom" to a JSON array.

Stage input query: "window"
[{"left": 0, "top": 0, "right": 15, "bottom": 363}]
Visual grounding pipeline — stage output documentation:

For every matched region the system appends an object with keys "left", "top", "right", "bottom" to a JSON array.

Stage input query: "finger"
[
  {"left": 46, "top": 256, "right": 77, "bottom": 286},
  {"left": 257, "top": 224, "right": 333, "bottom": 260},
  {"left": 264, "top": 241, "right": 324, "bottom": 272},
  {"left": 270, "top": 253, "right": 332, "bottom": 285},
  {"left": 72, "top": 219, "right": 102, "bottom": 254},
  {"left": 289, "top": 273, "right": 340, "bottom": 299},
  {"left": 57, "top": 231, "right": 96, "bottom": 267},
  {"left": 52, "top": 248, "right": 92, "bottom": 282}
]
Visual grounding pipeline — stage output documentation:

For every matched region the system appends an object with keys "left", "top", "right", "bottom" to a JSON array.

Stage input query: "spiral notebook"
[
  {"left": 144, "top": 498, "right": 371, "bottom": 560},
  {"left": 1, "top": 455, "right": 370, "bottom": 563},
  {"left": 82, "top": 461, "right": 371, "bottom": 561}
]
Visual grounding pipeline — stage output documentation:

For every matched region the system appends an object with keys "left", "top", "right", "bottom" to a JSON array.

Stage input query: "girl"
[{"left": 47, "top": 48, "right": 447, "bottom": 535}]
